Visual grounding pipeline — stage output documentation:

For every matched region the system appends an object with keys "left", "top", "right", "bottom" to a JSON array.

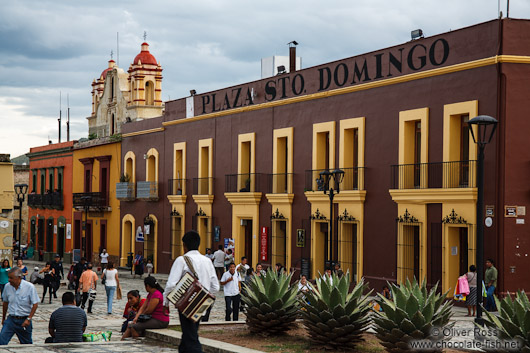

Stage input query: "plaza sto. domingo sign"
[{"left": 200, "top": 38, "right": 450, "bottom": 115}]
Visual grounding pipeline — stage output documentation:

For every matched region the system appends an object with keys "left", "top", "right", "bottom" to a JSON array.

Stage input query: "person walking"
[
  {"left": 224, "top": 249, "right": 234, "bottom": 271},
  {"left": 51, "top": 254, "right": 64, "bottom": 299},
  {"left": 163, "top": 230, "right": 219, "bottom": 352},
  {"left": 485, "top": 259, "right": 498, "bottom": 311},
  {"left": 0, "top": 268, "right": 39, "bottom": 345},
  {"left": 102, "top": 262, "right": 119, "bottom": 314},
  {"left": 78, "top": 263, "right": 98, "bottom": 314},
  {"left": 134, "top": 251, "right": 144, "bottom": 279},
  {"left": 213, "top": 245, "right": 225, "bottom": 280},
  {"left": 99, "top": 249, "right": 109, "bottom": 271},
  {"left": 39, "top": 262, "right": 56, "bottom": 304},
  {"left": 73, "top": 257, "right": 87, "bottom": 292},
  {"left": 220, "top": 262, "right": 241, "bottom": 322},
  {"left": 0, "top": 259, "right": 11, "bottom": 297},
  {"left": 465, "top": 265, "right": 477, "bottom": 316},
  {"left": 45, "top": 292, "right": 87, "bottom": 343}
]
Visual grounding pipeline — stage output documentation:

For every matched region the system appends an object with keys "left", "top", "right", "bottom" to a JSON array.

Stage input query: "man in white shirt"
[
  {"left": 235, "top": 256, "right": 249, "bottom": 281},
  {"left": 220, "top": 263, "right": 241, "bottom": 321},
  {"left": 0, "top": 268, "right": 40, "bottom": 345},
  {"left": 212, "top": 245, "right": 226, "bottom": 280},
  {"left": 163, "top": 230, "right": 219, "bottom": 353}
]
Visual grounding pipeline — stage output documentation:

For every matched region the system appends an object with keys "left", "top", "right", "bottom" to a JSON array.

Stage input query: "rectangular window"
[
  {"left": 84, "top": 169, "right": 91, "bottom": 193},
  {"left": 311, "top": 122, "right": 335, "bottom": 191},
  {"left": 197, "top": 138, "right": 213, "bottom": 195},
  {"left": 340, "top": 117, "right": 365, "bottom": 191},
  {"left": 272, "top": 128, "right": 293, "bottom": 194},
  {"left": 32, "top": 170, "right": 37, "bottom": 193},
  {"left": 237, "top": 133, "right": 256, "bottom": 192},
  {"left": 40, "top": 170, "right": 45, "bottom": 194},
  {"left": 172, "top": 143, "right": 186, "bottom": 195},
  {"left": 443, "top": 101, "right": 478, "bottom": 188},
  {"left": 398, "top": 108, "right": 428, "bottom": 189},
  {"left": 48, "top": 168, "right": 54, "bottom": 192}
]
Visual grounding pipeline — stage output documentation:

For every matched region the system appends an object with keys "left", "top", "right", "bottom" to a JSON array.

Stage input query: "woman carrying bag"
[{"left": 102, "top": 262, "right": 119, "bottom": 314}]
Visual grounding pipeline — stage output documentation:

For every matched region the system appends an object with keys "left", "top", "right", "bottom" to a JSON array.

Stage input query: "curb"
[{"left": 146, "top": 328, "right": 266, "bottom": 353}]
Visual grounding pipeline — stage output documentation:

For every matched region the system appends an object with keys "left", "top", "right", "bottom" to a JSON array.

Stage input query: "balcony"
[
  {"left": 305, "top": 167, "right": 365, "bottom": 192},
  {"left": 225, "top": 173, "right": 265, "bottom": 193},
  {"left": 51, "top": 192, "right": 63, "bottom": 209},
  {"left": 390, "top": 160, "right": 477, "bottom": 190},
  {"left": 116, "top": 182, "right": 135, "bottom": 201},
  {"left": 28, "top": 193, "right": 42, "bottom": 208},
  {"left": 266, "top": 173, "right": 294, "bottom": 194},
  {"left": 193, "top": 177, "right": 214, "bottom": 195},
  {"left": 136, "top": 181, "right": 158, "bottom": 201},
  {"left": 73, "top": 192, "right": 109, "bottom": 210},
  {"left": 42, "top": 193, "right": 53, "bottom": 209},
  {"left": 168, "top": 179, "right": 189, "bottom": 196}
]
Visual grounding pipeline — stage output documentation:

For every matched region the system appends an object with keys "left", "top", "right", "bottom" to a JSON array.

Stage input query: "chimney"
[{"left": 289, "top": 46, "right": 296, "bottom": 73}]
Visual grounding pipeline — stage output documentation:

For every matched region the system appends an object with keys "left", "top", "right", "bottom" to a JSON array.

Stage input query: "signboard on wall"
[
  {"left": 214, "top": 226, "right": 220, "bottom": 242},
  {"left": 296, "top": 229, "right": 305, "bottom": 247},
  {"left": 66, "top": 224, "right": 72, "bottom": 239},
  {"left": 136, "top": 226, "right": 144, "bottom": 242},
  {"left": 260, "top": 226, "right": 268, "bottom": 261}
]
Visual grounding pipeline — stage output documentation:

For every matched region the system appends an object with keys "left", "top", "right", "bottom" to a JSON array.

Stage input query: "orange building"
[{"left": 27, "top": 141, "right": 75, "bottom": 262}]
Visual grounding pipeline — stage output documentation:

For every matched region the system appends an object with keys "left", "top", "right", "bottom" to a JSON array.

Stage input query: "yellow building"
[
  {"left": 72, "top": 138, "right": 121, "bottom": 264},
  {"left": 0, "top": 154, "right": 14, "bottom": 264}
]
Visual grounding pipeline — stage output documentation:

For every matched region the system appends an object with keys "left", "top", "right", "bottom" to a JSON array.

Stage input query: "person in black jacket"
[
  {"left": 51, "top": 254, "right": 64, "bottom": 299},
  {"left": 73, "top": 258, "right": 87, "bottom": 293}
]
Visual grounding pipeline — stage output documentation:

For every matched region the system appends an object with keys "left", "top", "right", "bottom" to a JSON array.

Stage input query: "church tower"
[{"left": 127, "top": 42, "right": 163, "bottom": 120}]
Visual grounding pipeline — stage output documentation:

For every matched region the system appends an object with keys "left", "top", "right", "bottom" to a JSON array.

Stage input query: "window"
[
  {"left": 272, "top": 128, "right": 293, "bottom": 193},
  {"left": 398, "top": 108, "right": 429, "bottom": 189},
  {"left": 111, "top": 114, "right": 115, "bottom": 135},
  {"left": 197, "top": 138, "right": 213, "bottom": 195},
  {"left": 57, "top": 168, "right": 63, "bottom": 192},
  {"left": 48, "top": 168, "right": 54, "bottom": 192},
  {"left": 443, "top": 100, "right": 478, "bottom": 188},
  {"left": 312, "top": 122, "right": 335, "bottom": 190},
  {"left": 124, "top": 151, "right": 136, "bottom": 183},
  {"left": 40, "top": 170, "right": 45, "bottom": 194},
  {"left": 31, "top": 170, "right": 37, "bottom": 193},
  {"left": 145, "top": 81, "right": 154, "bottom": 105},
  {"left": 340, "top": 117, "right": 365, "bottom": 190},
  {"left": 171, "top": 143, "right": 186, "bottom": 195},
  {"left": 146, "top": 148, "right": 159, "bottom": 183},
  {"left": 238, "top": 133, "right": 256, "bottom": 191},
  {"left": 97, "top": 156, "right": 111, "bottom": 205}
]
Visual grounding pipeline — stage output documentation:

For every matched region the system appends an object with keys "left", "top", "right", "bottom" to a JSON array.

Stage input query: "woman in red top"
[
  {"left": 121, "top": 290, "right": 146, "bottom": 334},
  {"left": 121, "top": 276, "right": 169, "bottom": 339}
]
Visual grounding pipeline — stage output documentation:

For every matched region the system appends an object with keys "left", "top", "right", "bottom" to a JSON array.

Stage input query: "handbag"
[
  {"left": 116, "top": 285, "right": 122, "bottom": 300},
  {"left": 89, "top": 288, "right": 97, "bottom": 302},
  {"left": 137, "top": 314, "right": 151, "bottom": 322}
]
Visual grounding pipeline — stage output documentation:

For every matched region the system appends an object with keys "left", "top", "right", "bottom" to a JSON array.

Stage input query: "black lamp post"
[
  {"left": 14, "top": 184, "right": 28, "bottom": 259},
  {"left": 468, "top": 115, "right": 498, "bottom": 325},
  {"left": 318, "top": 168, "right": 345, "bottom": 268}
]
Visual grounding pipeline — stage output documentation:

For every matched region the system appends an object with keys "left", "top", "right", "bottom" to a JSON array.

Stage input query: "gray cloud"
[{"left": 1, "top": 0, "right": 529, "bottom": 158}]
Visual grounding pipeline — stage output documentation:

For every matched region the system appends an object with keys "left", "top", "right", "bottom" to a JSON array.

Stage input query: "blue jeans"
[
  {"left": 105, "top": 286, "right": 116, "bottom": 314},
  {"left": 485, "top": 285, "right": 496, "bottom": 311},
  {"left": 0, "top": 316, "right": 33, "bottom": 345}
]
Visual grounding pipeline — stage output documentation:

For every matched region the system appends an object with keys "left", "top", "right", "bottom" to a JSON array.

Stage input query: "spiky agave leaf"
[
  {"left": 300, "top": 272, "right": 372, "bottom": 350},
  {"left": 374, "top": 278, "right": 453, "bottom": 353},
  {"left": 241, "top": 268, "right": 299, "bottom": 336},
  {"left": 480, "top": 290, "right": 530, "bottom": 353}
]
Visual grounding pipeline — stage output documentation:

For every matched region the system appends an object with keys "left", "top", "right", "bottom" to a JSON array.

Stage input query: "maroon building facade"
[{"left": 119, "top": 18, "right": 530, "bottom": 296}]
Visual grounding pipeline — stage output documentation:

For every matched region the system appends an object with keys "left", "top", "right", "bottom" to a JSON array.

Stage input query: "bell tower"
[{"left": 127, "top": 42, "right": 163, "bottom": 120}]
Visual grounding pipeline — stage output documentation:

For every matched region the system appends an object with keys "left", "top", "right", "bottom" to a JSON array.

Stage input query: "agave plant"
[
  {"left": 241, "top": 268, "right": 299, "bottom": 336},
  {"left": 373, "top": 279, "right": 453, "bottom": 352},
  {"left": 480, "top": 290, "right": 530, "bottom": 352},
  {"left": 300, "top": 272, "right": 373, "bottom": 350}
]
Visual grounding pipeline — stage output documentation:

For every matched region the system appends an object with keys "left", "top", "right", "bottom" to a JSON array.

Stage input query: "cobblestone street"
[{"left": 1, "top": 260, "right": 232, "bottom": 350}]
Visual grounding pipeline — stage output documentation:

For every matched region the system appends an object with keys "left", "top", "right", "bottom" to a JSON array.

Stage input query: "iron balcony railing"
[
  {"left": 116, "top": 182, "right": 135, "bottom": 201},
  {"left": 72, "top": 192, "right": 108, "bottom": 208},
  {"left": 28, "top": 193, "right": 42, "bottom": 208},
  {"left": 304, "top": 167, "right": 365, "bottom": 192},
  {"left": 390, "top": 160, "right": 477, "bottom": 189},
  {"left": 193, "top": 177, "right": 214, "bottom": 195},
  {"left": 225, "top": 173, "right": 265, "bottom": 193},
  {"left": 266, "top": 173, "right": 294, "bottom": 194},
  {"left": 168, "top": 179, "right": 189, "bottom": 196},
  {"left": 51, "top": 192, "right": 63, "bottom": 209},
  {"left": 136, "top": 181, "right": 158, "bottom": 200}
]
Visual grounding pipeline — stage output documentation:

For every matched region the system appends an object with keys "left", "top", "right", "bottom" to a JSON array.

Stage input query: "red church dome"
[
  {"left": 133, "top": 42, "right": 157, "bottom": 65},
  {"left": 100, "top": 60, "right": 115, "bottom": 80}
]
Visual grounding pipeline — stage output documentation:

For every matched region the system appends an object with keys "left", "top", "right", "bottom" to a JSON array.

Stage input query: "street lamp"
[
  {"left": 468, "top": 115, "right": 498, "bottom": 325},
  {"left": 14, "top": 184, "right": 28, "bottom": 259},
  {"left": 318, "top": 168, "right": 345, "bottom": 268},
  {"left": 81, "top": 195, "right": 92, "bottom": 260}
]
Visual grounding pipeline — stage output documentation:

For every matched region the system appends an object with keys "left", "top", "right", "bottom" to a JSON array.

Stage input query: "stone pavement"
[
  {"left": 2, "top": 259, "right": 235, "bottom": 348},
  {"left": 0, "top": 340, "right": 178, "bottom": 352},
  {"left": 2, "top": 260, "right": 494, "bottom": 351}
]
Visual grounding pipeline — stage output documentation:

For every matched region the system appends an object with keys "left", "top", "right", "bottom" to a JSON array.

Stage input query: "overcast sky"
[{"left": 1, "top": 0, "right": 529, "bottom": 158}]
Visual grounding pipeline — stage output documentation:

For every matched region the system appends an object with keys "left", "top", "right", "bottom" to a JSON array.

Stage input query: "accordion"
[{"left": 167, "top": 267, "right": 215, "bottom": 322}]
